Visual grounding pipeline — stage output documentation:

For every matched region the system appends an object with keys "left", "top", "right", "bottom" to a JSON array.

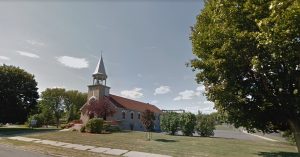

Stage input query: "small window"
[
  {"left": 122, "top": 112, "right": 125, "bottom": 119},
  {"left": 131, "top": 112, "right": 134, "bottom": 119},
  {"left": 138, "top": 113, "right": 141, "bottom": 119}
]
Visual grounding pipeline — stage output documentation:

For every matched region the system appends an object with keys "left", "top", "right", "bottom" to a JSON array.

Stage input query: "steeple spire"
[{"left": 92, "top": 54, "right": 107, "bottom": 85}]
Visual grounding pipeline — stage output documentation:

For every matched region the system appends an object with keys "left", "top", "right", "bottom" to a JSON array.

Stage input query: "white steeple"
[{"left": 92, "top": 54, "right": 107, "bottom": 85}]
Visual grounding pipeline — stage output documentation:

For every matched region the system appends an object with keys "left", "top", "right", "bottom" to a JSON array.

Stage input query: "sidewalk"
[{"left": 7, "top": 136, "right": 171, "bottom": 157}]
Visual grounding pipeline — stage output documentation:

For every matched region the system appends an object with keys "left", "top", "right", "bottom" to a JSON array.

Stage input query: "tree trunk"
[
  {"left": 56, "top": 117, "right": 59, "bottom": 128},
  {"left": 288, "top": 119, "right": 300, "bottom": 153}
]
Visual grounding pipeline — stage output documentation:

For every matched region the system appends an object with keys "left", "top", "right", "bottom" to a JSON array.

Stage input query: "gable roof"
[{"left": 109, "top": 94, "right": 162, "bottom": 114}]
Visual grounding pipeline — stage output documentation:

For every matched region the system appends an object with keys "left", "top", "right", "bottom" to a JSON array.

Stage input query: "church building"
[{"left": 80, "top": 56, "right": 162, "bottom": 131}]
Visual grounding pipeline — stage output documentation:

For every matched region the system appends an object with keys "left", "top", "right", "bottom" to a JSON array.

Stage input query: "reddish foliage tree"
[
  {"left": 141, "top": 109, "right": 155, "bottom": 141},
  {"left": 141, "top": 109, "right": 155, "bottom": 131},
  {"left": 85, "top": 97, "right": 116, "bottom": 120}
]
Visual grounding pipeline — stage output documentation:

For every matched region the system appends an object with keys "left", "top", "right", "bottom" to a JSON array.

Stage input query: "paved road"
[{"left": 0, "top": 144, "right": 53, "bottom": 157}]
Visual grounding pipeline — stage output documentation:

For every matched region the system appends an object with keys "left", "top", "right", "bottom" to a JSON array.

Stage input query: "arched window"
[
  {"left": 138, "top": 113, "right": 141, "bottom": 119},
  {"left": 131, "top": 112, "right": 134, "bottom": 119},
  {"left": 122, "top": 111, "right": 125, "bottom": 119}
]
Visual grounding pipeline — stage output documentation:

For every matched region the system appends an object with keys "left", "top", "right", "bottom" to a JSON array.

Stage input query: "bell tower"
[{"left": 87, "top": 54, "right": 110, "bottom": 100}]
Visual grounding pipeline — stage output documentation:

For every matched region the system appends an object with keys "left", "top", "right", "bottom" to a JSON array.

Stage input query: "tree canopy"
[
  {"left": 81, "top": 96, "right": 116, "bottom": 120},
  {"left": 39, "top": 88, "right": 87, "bottom": 127},
  {"left": 0, "top": 65, "right": 39, "bottom": 123},
  {"left": 160, "top": 112, "right": 180, "bottom": 135},
  {"left": 190, "top": 0, "right": 300, "bottom": 151}
]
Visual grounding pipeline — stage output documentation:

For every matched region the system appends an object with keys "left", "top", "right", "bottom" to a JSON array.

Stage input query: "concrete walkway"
[{"left": 7, "top": 136, "right": 171, "bottom": 157}]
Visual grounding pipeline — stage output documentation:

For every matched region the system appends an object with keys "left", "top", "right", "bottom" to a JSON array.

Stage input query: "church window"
[
  {"left": 138, "top": 113, "right": 140, "bottom": 119},
  {"left": 122, "top": 111, "right": 125, "bottom": 119},
  {"left": 131, "top": 112, "right": 134, "bottom": 119}
]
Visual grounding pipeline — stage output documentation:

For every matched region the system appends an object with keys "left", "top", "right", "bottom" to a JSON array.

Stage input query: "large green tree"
[
  {"left": 179, "top": 112, "right": 196, "bottom": 136},
  {"left": 160, "top": 112, "right": 180, "bottom": 135},
  {"left": 39, "top": 88, "right": 87, "bottom": 127},
  {"left": 190, "top": 0, "right": 300, "bottom": 151},
  {"left": 40, "top": 88, "right": 66, "bottom": 128},
  {"left": 0, "top": 65, "right": 38, "bottom": 123},
  {"left": 64, "top": 90, "right": 87, "bottom": 122}
]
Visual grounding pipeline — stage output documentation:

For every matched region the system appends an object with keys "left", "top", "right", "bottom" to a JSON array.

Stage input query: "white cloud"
[
  {"left": 203, "top": 101, "right": 214, "bottom": 104},
  {"left": 17, "top": 51, "right": 40, "bottom": 58},
  {"left": 173, "top": 90, "right": 199, "bottom": 101},
  {"left": 56, "top": 56, "right": 88, "bottom": 69},
  {"left": 150, "top": 100, "right": 158, "bottom": 104},
  {"left": 0, "top": 56, "right": 10, "bottom": 60},
  {"left": 121, "top": 88, "right": 143, "bottom": 99},
  {"left": 154, "top": 86, "right": 171, "bottom": 95},
  {"left": 196, "top": 85, "right": 205, "bottom": 91},
  {"left": 26, "top": 40, "right": 45, "bottom": 46}
]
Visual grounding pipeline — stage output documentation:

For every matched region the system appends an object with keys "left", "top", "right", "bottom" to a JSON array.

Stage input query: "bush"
[
  {"left": 195, "top": 113, "right": 215, "bottom": 137},
  {"left": 106, "top": 125, "right": 121, "bottom": 132},
  {"left": 80, "top": 125, "right": 86, "bottom": 133},
  {"left": 27, "top": 114, "right": 44, "bottom": 128},
  {"left": 282, "top": 130, "right": 295, "bottom": 144},
  {"left": 103, "top": 122, "right": 111, "bottom": 131},
  {"left": 85, "top": 118, "right": 104, "bottom": 134},
  {"left": 160, "top": 112, "right": 179, "bottom": 135},
  {"left": 179, "top": 112, "right": 196, "bottom": 136}
]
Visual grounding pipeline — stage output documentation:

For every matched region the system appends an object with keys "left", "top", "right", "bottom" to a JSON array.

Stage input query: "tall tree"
[
  {"left": 38, "top": 101, "right": 55, "bottom": 127},
  {"left": 64, "top": 90, "right": 87, "bottom": 122},
  {"left": 190, "top": 0, "right": 300, "bottom": 151},
  {"left": 141, "top": 109, "right": 155, "bottom": 140},
  {"left": 40, "top": 88, "right": 66, "bottom": 128},
  {"left": 0, "top": 65, "right": 38, "bottom": 123},
  {"left": 179, "top": 112, "right": 196, "bottom": 136},
  {"left": 160, "top": 112, "right": 180, "bottom": 135}
]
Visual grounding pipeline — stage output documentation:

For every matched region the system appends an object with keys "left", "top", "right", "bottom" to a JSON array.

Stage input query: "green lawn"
[{"left": 21, "top": 131, "right": 299, "bottom": 157}]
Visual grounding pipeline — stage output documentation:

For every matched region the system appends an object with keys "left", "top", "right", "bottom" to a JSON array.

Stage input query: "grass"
[{"left": 21, "top": 131, "right": 299, "bottom": 157}]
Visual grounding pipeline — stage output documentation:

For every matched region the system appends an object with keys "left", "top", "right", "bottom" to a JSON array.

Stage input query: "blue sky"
[{"left": 0, "top": 0, "right": 216, "bottom": 114}]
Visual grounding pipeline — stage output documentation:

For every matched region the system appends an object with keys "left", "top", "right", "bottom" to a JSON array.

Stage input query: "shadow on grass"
[
  {"left": 0, "top": 127, "right": 59, "bottom": 136},
  {"left": 154, "top": 139, "right": 177, "bottom": 142},
  {"left": 257, "top": 151, "right": 300, "bottom": 157}
]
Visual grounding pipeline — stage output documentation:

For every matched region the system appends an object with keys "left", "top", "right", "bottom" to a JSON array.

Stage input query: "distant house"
[{"left": 80, "top": 55, "right": 162, "bottom": 131}]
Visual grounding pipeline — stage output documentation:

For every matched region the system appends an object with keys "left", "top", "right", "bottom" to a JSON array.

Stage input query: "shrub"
[
  {"left": 106, "top": 125, "right": 121, "bottom": 132},
  {"left": 103, "top": 122, "right": 111, "bottom": 131},
  {"left": 85, "top": 118, "right": 104, "bottom": 134},
  {"left": 160, "top": 112, "right": 179, "bottom": 135},
  {"left": 195, "top": 113, "right": 215, "bottom": 137},
  {"left": 282, "top": 130, "right": 295, "bottom": 144},
  {"left": 27, "top": 114, "right": 44, "bottom": 128},
  {"left": 80, "top": 125, "right": 86, "bottom": 133},
  {"left": 179, "top": 112, "right": 196, "bottom": 136}
]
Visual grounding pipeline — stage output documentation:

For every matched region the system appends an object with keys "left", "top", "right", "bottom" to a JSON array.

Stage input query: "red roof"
[{"left": 109, "top": 94, "right": 162, "bottom": 114}]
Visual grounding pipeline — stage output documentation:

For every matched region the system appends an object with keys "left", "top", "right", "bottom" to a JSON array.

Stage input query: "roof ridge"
[{"left": 109, "top": 94, "right": 153, "bottom": 105}]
